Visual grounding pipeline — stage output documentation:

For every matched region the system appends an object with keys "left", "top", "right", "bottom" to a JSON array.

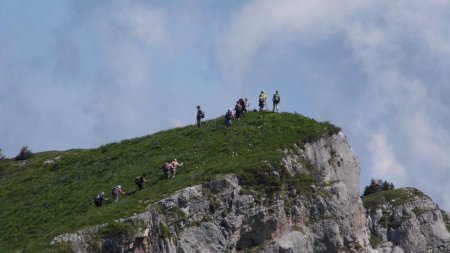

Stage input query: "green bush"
[
  {"left": 14, "top": 146, "right": 33, "bottom": 160},
  {"left": 363, "top": 188, "right": 426, "bottom": 210},
  {"left": 238, "top": 165, "right": 283, "bottom": 198},
  {"left": 363, "top": 178, "right": 394, "bottom": 197},
  {"left": 369, "top": 234, "right": 383, "bottom": 248},
  {"left": 97, "top": 220, "right": 141, "bottom": 240},
  {"left": 159, "top": 222, "right": 171, "bottom": 238}
]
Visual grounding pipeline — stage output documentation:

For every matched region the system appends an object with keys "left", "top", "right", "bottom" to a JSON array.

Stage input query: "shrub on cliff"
[
  {"left": 14, "top": 146, "right": 33, "bottom": 161},
  {"left": 362, "top": 178, "right": 394, "bottom": 197}
]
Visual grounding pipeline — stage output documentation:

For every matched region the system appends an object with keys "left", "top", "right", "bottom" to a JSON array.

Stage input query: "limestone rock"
[{"left": 51, "top": 133, "right": 450, "bottom": 253}]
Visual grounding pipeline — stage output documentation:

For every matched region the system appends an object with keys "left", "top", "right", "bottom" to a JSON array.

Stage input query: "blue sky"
[{"left": 1, "top": 0, "right": 450, "bottom": 210}]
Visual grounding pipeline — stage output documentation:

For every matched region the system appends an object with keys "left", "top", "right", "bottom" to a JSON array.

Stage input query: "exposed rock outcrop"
[
  {"left": 366, "top": 188, "right": 450, "bottom": 253},
  {"left": 52, "top": 133, "right": 450, "bottom": 253}
]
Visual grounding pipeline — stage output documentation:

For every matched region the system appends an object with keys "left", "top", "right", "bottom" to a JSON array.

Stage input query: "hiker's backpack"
[
  {"left": 225, "top": 111, "right": 232, "bottom": 120},
  {"left": 111, "top": 187, "right": 117, "bottom": 196},
  {"left": 235, "top": 103, "right": 242, "bottom": 112},
  {"left": 201, "top": 110, "right": 205, "bottom": 118},
  {"left": 163, "top": 162, "right": 172, "bottom": 171},
  {"left": 274, "top": 94, "right": 280, "bottom": 103}
]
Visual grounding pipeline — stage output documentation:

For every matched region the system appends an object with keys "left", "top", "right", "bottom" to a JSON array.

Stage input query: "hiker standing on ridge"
[
  {"left": 258, "top": 91, "right": 267, "bottom": 111},
  {"left": 234, "top": 101, "right": 243, "bottom": 121},
  {"left": 94, "top": 192, "right": 107, "bottom": 207},
  {"left": 224, "top": 108, "right": 233, "bottom": 127},
  {"left": 196, "top": 105, "right": 205, "bottom": 127},
  {"left": 112, "top": 185, "right": 126, "bottom": 202},
  {"left": 239, "top": 98, "right": 248, "bottom": 115},
  {"left": 135, "top": 173, "right": 147, "bottom": 191},
  {"left": 272, "top": 90, "right": 280, "bottom": 112}
]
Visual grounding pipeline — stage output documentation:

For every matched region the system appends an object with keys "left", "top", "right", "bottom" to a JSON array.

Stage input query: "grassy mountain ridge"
[{"left": 0, "top": 111, "right": 340, "bottom": 252}]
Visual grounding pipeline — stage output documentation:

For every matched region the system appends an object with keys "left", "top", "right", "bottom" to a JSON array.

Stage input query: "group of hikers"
[
  {"left": 93, "top": 158, "right": 183, "bottom": 207},
  {"left": 93, "top": 90, "right": 281, "bottom": 207},
  {"left": 197, "top": 90, "right": 281, "bottom": 128},
  {"left": 257, "top": 90, "right": 280, "bottom": 112}
]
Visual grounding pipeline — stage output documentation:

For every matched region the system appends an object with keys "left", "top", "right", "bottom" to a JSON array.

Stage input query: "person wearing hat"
[
  {"left": 196, "top": 105, "right": 205, "bottom": 128},
  {"left": 272, "top": 90, "right": 280, "bottom": 112},
  {"left": 112, "top": 184, "right": 126, "bottom": 202},
  {"left": 258, "top": 91, "right": 267, "bottom": 111}
]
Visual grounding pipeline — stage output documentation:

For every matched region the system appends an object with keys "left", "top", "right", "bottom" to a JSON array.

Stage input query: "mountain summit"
[{"left": 1, "top": 112, "right": 449, "bottom": 252}]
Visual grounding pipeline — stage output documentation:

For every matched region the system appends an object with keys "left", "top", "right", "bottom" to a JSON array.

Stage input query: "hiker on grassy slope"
[
  {"left": 258, "top": 91, "right": 267, "bottom": 111},
  {"left": 170, "top": 159, "right": 183, "bottom": 178},
  {"left": 135, "top": 173, "right": 147, "bottom": 191},
  {"left": 163, "top": 161, "right": 173, "bottom": 179},
  {"left": 239, "top": 98, "right": 248, "bottom": 115},
  {"left": 196, "top": 105, "right": 205, "bottom": 128},
  {"left": 234, "top": 101, "right": 243, "bottom": 121},
  {"left": 94, "top": 192, "right": 107, "bottom": 207},
  {"left": 112, "top": 185, "right": 125, "bottom": 202},
  {"left": 224, "top": 108, "right": 233, "bottom": 127},
  {"left": 272, "top": 90, "right": 280, "bottom": 112},
  {"left": 163, "top": 159, "right": 183, "bottom": 179}
]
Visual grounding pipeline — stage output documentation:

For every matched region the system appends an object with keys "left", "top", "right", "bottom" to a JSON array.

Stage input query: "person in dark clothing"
[
  {"left": 196, "top": 105, "right": 205, "bottom": 127},
  {"left": 224, "top": 108, "right": 233, "bottom": 127},
  {"left": 272, "top": 90, "right": 280, "bottom": 112},
  {"left": 234, "top": 101, "right": 243, "bottom": 120},
  {"left": 135, "top": 173, "right": 147, "bottom": 191},
  {"left": 94, "top": 192, "right": 107, "bottom": 207},
  {"left": 241, "top": 98, "right": 249, "bottom": 115}
]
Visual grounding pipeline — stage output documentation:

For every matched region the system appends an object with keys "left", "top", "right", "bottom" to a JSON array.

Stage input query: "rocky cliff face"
[
  {"left": 365, "top": 188, "right": 450, "bottom": 253},
  {"left": 52, "top": 133, "right": 450, "bottom": 253}
]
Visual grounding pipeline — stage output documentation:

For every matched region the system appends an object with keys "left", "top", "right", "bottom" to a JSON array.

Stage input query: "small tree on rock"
[
  {"left": 15, "top": 146, "right": 33, "bottom": 161},
  {"left": 363, "top": 178, "right": 395, "bottom": 197}
]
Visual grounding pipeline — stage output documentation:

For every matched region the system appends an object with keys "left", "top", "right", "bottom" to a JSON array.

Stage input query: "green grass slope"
[
  {"left": 362, "top": 187, "right": 429, "bottom": 210},
  {"left": 0, "top": 112, "right": 339, "bottom": 252}
]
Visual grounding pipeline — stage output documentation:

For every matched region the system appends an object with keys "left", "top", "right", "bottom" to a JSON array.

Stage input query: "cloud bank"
[{"left": 217, "top": 0, "right": 450, "bottom": 209}]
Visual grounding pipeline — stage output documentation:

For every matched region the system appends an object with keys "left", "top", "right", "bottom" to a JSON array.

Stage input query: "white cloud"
[
  {"left": 218, "top": 0, "right": 354, "bottom": 86},
  {"left": 0, "top": 1, "right": 173, "bottom": 155},
  {"left": 401, "top": 110, "right": 450, "bottom": 171},
  {"left": 367, "top": 130, "right": 406, "bottom": 183},
  {"left": 218, "top": 0, "right": 450, "bottom": 209},
  {"left": 112, "top": 5, "right": 170, "bottom": 49}
]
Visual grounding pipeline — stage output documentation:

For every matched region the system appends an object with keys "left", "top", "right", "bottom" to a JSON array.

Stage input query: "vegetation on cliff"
[{"left": 362, "top": 187, "right": 429, "bottom": 210}]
